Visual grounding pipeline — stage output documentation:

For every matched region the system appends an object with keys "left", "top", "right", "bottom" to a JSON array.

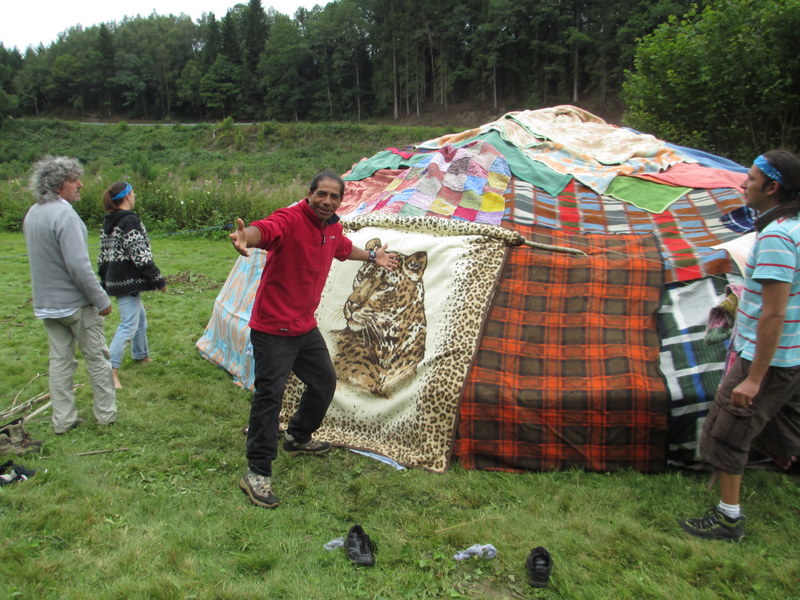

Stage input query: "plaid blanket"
[
  {"left": 658, "top": 276, "right": 735, "bottom": 466},
  {"left": 507, "top": 179, "right": 745, "bottom": 283},
  {"left": 453, "top": 224, "right": 668, "bottom": 472}
]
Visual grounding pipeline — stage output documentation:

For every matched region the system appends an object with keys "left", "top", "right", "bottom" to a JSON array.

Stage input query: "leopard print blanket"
[{"left": 280, "top": 217, "right": 508, "bottom": 472}]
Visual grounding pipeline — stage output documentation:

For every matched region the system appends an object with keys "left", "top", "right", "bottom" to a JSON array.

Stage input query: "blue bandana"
[
  {"left": 754, "top": 155, "right": 785, "bottom": 187},
  {"left": 111, "top": 183, "right": 132, "bottom": 201}
]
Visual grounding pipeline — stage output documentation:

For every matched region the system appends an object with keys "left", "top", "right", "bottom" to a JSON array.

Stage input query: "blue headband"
[
  {"left": 754, "top": 155, "right": 785, "bottom": 187},
  {"left": 111, "top": 183, "right": 132, "bottom": 201}
]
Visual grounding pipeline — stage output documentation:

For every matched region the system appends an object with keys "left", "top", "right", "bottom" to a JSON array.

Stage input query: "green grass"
[
  {"left": 0, "top": 118, "right": 453, "bottom": 233},
  {"left": 0, "top": 232, "right": 798, "bottom": 599}
]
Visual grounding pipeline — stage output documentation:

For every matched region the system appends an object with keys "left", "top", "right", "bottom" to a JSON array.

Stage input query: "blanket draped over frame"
[
  {"left": 454, "top": 224, "right": 669, "bottom": 473},
  {"left": 196, "top": 251, "right": 263, "bottom": 390},
  {"left": 199, "top": 216, "right": 514, "bottom": 472}
]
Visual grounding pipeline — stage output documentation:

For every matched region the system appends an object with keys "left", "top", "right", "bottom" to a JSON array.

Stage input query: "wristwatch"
[{"left": 368, "top": 250, "right": 377, "bottom": 263}]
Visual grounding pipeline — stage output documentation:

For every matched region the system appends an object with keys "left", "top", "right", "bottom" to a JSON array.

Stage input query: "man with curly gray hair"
[{"left": 23, "top": 156, "right": 117, "bottom": 434}]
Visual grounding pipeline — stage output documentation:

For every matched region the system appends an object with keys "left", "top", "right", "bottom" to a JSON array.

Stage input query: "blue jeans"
[
  {"left": 246, "top": 328, "right": 336, "bottom": 476},
  {"left": 109, "top": 294, "right": 149, "bottom": 368}
]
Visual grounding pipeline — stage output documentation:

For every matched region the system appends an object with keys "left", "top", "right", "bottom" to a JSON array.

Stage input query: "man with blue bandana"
[{"left": 678, "top": 150, "right": 800, "bottom": 541}]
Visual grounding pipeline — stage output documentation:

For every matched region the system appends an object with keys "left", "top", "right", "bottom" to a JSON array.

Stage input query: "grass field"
[{"left": 0, "top": 231, "right": 798, "bottom": 600}]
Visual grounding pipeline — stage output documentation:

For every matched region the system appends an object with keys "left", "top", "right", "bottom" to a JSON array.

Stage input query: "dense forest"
[
  {"left": 0, "top": 0, "right": 798, "bottom": 160},
  {"left": 0, "top": 0, "right": 698, "bottom": 121}
]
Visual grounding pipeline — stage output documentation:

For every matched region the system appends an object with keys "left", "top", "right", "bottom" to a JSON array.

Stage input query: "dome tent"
[{"left": 198, "top": 105, "right": 750, "bottom": 473}]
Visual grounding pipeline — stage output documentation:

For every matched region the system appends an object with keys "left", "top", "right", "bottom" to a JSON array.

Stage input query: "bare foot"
[
  {"left": 135, "top": 357, "right": 152, "bottom": 364},
  {"left": 112, "top": 368, "right": 123, "bottom": 390}
]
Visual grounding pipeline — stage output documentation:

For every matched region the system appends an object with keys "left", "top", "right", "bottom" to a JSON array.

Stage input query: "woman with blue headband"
[
  {"left": 679, "top": 149, "right": 800, "bottom": 542},
  {"left": 97, "top": 182, "right": 166, "bottom": 389}
]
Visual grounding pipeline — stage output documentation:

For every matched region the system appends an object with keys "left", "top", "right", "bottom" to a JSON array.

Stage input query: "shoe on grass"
[
  {"left": 54, "top": 418, "right": 84, "bottom": 435},
  {"left": 239, "top": 469, "right": 279, "bottom": 508},
  {"left": 525, "top": 546, "right": 552, "bottom": 588},
  {"left": 345, "top": 524, "right": 377, "bottom": 567},
  {"left": 678, "top": 506, "right": 745, "bottom": 542},
  {"left": 282, "top": 432, "right": 331, "bottom": 456}
]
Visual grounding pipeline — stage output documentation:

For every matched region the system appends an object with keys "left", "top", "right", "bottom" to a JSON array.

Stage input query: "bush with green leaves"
[{"left": 623, "top": 0, "right": 800, "bottom": 162}]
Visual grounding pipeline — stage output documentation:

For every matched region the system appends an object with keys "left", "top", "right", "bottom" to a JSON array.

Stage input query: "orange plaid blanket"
[{"left": 454, "top": 224, "right": 669, "bottom": 472}]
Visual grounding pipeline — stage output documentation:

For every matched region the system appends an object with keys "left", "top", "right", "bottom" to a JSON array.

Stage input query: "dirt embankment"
[{"left": 378, "top": 99, "right": 625, "bottom": 129}]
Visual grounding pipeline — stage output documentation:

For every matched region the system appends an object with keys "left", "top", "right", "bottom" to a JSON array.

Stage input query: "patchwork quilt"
[
  {"left": 339, "top": 141, "right": 511, "bottom": 226},
  {"left": 454, "top": 224, "right": 668, "bottom": 473},
  {"left": 506, "top": 179, "right": 745, "bottom": 283}
]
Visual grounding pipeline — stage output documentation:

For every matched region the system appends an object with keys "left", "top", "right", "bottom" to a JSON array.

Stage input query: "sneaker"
[
  {"left": 282, "top": 432, "right": 331, "bottom": 456},
  {"left": 345, "top": 525, "right": 377, "bottom": 566},
  {"left": 54, "top": 418, "right": 84, "bottom": 435},
  {"left": 239, "top": 469, "right": 279, "bottom": 508},
  {"left": 525, "top": 546, "right": 552, "bottom": 588},
  {"left": 678, "top": 506, "right": 745, "bottom": 542}
]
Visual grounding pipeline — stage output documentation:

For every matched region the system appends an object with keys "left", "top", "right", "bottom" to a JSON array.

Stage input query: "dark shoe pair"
[
  {"left": 525, "top": 546, "right": 552, "bottom": 588},
  {"left": 345, "top": 525, "right": 377, "bottom": 567}
]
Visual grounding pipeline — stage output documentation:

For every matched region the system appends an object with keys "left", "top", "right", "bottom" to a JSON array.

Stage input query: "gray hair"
[{"left": 29, "top": 155, "right": 84, "bottom": 204}]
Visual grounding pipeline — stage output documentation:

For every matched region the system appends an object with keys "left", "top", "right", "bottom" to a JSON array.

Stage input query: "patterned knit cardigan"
[{"left": 98, "top": 210, "right": 166, "bottom": 297}]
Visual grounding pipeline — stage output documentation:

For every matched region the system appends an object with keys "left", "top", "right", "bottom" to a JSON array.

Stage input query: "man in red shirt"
[{"left": 230, "top": 170, "right": 397, "bottom": 508}]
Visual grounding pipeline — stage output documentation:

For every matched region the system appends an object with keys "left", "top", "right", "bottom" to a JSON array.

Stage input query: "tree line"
[
  {"left": 0, "top": 0, "right": 797, "bottom": 161},
  {"left": 0, "top": 0, "right": 694, "bottom": 122}
]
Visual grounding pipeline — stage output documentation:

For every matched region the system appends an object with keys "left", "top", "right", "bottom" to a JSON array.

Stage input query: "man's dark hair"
[
  {"left": 310, "top": 170, "right": 345, "bottom": 197},
  {"left": 755, "top": 149, "right": 800, "bottom": 231}
]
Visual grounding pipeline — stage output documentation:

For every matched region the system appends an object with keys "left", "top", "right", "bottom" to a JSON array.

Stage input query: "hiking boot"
[
  {"left": 345, "top": 524, "right": 377, "bottom": 566},
  {"left": 0, "top": 419, "right": 43, "bottom": 456},
  {"left": 678, "top": 506, "right": 745, "bottom": 542},
  {"left": 239, "top": 469, "right": 279, "bottom": 508},
  {"left": 282, "top": 432, "right": 331, "bottom": 456},
  {"left": 525, "top": 546, "right": 553, "bottom": 588}
]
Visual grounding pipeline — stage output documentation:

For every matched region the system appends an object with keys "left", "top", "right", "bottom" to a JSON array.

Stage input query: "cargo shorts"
[{"left": 699, "top": 355, "right": 800, "bottom": 474}]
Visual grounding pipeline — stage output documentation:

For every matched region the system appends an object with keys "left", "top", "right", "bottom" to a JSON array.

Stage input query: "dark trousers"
[{"left": 246, "top": 327, "right": 336, "bottom": 476}]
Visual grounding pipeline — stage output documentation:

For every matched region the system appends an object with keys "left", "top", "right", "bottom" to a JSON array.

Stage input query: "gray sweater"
[{"left": 23, "top": 199, "right": 111, "bottom": 312}]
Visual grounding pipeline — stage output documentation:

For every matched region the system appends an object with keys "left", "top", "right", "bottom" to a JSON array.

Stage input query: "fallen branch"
[
  {"left": 12, "top": 373, "right": 47, "bottom": 406},
  {"left": 22, "top": 401, "right": 52, "bottom": 423},
  {"left": 76, "top": 448, "right": 131, "bottom": 457},
  {"left": 2, "top": 384, "right": 82, "bottom": 422}
]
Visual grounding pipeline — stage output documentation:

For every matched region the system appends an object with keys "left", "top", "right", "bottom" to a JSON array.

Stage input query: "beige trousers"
[{"left": 43, "top": 305, "right": 117, "bottom": 432}]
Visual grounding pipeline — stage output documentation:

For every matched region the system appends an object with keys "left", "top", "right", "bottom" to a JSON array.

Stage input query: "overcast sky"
[{"left": 1, "top": 1, "right": 331, "bottom": 52}]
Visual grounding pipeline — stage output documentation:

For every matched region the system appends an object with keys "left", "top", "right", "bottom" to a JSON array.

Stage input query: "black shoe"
[
  {"left": 678, "top": 506, "right": 745, "bottom": 542},
  {"left": 345, "top": 525, "right": 377, "bottom": 567},
  {"left": 282, "top": 432, "right": 331, "bottom": 456},
  {"left": 239, "top": 469, "right": 279, "bottom": 508},
  {"left": 525, "top": 546, "right": 552, "bottom": 588},
  {"left": 55, "top": 418, "right": 84, "bottom": 435}
]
